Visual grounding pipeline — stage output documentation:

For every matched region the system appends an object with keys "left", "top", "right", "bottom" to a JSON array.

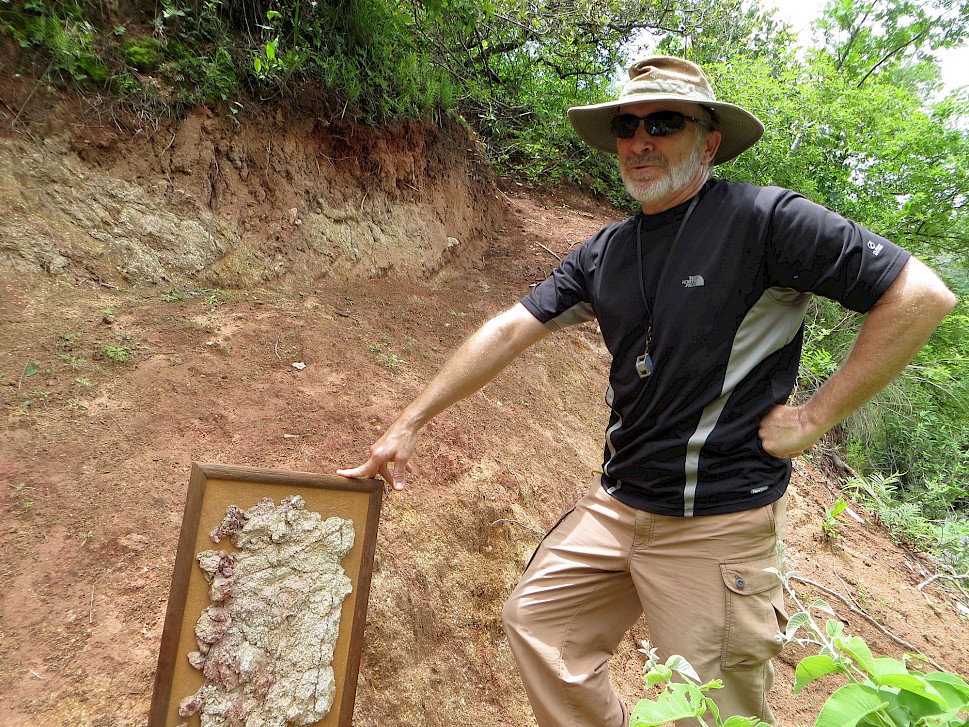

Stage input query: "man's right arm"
[{"left": 337, "top": 302, "right": 551, "bottom": 490}]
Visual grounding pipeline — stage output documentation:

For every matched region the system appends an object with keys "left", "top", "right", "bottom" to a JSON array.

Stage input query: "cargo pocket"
[{"left": 720, "top": 555, "right": 787, "bottom": 669}]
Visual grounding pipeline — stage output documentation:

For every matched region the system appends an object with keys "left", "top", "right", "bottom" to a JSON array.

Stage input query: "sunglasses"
[{"left": 610, "top": 110, "right": 709, "bottom": 139}]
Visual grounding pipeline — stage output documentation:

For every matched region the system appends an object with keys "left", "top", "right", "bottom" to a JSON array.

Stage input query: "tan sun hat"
[{"left": 567, "top": 56, "right": 764, "bottom": 165}]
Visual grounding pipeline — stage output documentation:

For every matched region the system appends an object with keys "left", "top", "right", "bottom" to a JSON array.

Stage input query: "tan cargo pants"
[{"left": 502, "top": 478, "right": 788, "bottom": 727}]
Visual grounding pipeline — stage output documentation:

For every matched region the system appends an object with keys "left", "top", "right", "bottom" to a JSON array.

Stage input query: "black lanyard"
[{"left": 634, "top": 195, "right": 700, "bottom": 379}]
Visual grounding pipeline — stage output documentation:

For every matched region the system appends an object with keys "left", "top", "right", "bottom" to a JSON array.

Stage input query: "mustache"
[{"left": 623, "top": 153, "right": 668, "bottom": 170}]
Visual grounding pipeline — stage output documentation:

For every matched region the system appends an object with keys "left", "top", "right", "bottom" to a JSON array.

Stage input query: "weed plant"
[
  {"left": 846, "top": 473, "right": 969, "bottom": 574},
  {"left": 631, "top": 563, "right": 969, "bottom": 727},
  {"left": 102, "top": 342, "right": 137, "bottom": 363},
  {"left": 821, "top": 496, "right": 849, "bottom": 541}
]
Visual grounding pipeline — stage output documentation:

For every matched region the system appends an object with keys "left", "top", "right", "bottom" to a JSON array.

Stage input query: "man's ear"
[{"left": 702, "top": 130, "right": 722, "bottom": 165}]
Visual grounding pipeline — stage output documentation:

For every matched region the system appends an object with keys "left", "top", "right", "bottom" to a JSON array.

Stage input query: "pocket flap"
[{"left": 720, "top": 555, "right": 782, "bottom": 596}]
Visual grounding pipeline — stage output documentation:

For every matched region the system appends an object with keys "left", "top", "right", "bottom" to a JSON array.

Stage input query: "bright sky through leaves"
[{"left": 765, "top": 0, "right": 969, "bottom": 92}]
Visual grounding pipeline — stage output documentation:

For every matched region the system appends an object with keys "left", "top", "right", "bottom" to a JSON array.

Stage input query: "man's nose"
[{"left": 629, "top": 126, "right": 655, "bottom": 153}]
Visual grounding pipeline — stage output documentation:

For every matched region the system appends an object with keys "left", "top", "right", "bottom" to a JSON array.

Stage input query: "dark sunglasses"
[{"left": 610, "top": 110, "right": 709, "bottom": 139}]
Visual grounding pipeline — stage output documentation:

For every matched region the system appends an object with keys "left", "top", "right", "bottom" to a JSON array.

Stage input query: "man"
[{"left": 338, "top": 57, "right": 956, "bottom": 725}]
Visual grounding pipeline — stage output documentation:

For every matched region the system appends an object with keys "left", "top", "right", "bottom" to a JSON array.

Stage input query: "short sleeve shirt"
[{"left": 521, "top": 179, "right": 910, "bottom": 516}]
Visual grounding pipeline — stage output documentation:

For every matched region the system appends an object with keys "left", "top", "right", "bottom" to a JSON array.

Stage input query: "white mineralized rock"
[{"left": 179, "top": 496, "right": 354, "bottom": 726}]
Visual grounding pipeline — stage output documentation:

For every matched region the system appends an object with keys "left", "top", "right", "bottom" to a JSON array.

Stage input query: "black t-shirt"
[{"left": 521, "top": 179, "right": 910, "bottom": 516}]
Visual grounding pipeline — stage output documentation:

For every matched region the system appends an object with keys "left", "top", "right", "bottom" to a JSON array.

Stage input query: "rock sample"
[{"left": 178, "top": 496, "right": 354, "bottom": 726}]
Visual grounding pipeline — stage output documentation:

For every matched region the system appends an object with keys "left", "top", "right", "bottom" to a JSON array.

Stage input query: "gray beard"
[{"left": 620, "top": 139, "right": 704, "bottom": 205}]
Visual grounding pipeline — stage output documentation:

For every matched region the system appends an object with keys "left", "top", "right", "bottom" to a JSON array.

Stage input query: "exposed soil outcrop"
[{"left": 1, "top": 90, "right": 503, "bottom": 287}]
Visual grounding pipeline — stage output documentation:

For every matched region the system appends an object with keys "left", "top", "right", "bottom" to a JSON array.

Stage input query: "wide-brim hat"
[{"left": 568, "top": 56, "right": 764, "bottom": 166}]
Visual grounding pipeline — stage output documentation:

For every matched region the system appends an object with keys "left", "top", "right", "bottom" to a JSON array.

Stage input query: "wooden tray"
[{"left": 149, "top": 462, "right": 383, "bottom": 727}]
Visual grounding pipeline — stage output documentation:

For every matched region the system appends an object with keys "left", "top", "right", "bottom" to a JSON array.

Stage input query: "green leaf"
[
  {"left": 834, "top": 635, "right": 877, "bottom": 676},
  {"left": 786, "top": 610, "right": 812, "bottom": 639},
  {"left": 830, "top": 497, "right": 848, "bottom": 517},
  {"left": 666, "top": 654, "right": 701, "bottom": 683},
  {"left": 923, "top": 672, "right": 969, "bottom": 709},
  {"left": 890, "top": 685, "right": 948, "bottom": 720},
  {"left": 630, "top": 683, "right": 706, "bottom": 726},
  {"left": 871, "top": 657, "right": 908, "bottom": 676},
  {"left": 874, "top": 672, "right": 948, "bottom": 709},
  {"left": 644, "top": 664, "right": 673, "bottom": 688},
  {"left": 814, "top": 684, "right": 890, "bottom": 727},
  {"left": 796, "top": 654, "right": 842, "bottom": 693},
  {"left": 699, "top": 679, "right": 724, "bottom": 692},
  {"left": 703, "top": 692, "right": 722, "bottom": 724},
  {"left": 812, "top": 600, "right": 838, "bottom": 617},
  {"left": 825, "top": 618, "right": 845, "bottom": 639}
]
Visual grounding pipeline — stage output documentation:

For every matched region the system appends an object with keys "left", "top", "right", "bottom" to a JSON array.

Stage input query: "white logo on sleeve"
[
  {"left": 867, "top": 240, "right": 884, "bottom": 256},
  {"left": 681, "top": 275, "right": 705, "bottom": 288}
]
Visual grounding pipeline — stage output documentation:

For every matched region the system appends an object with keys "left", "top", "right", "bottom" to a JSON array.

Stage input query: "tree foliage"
[
  {"left": 403, "top": 0, "right": 753, "bottom": 196},
  {"left": 814, "top": 0, "right": 969, "bottom": 88}
]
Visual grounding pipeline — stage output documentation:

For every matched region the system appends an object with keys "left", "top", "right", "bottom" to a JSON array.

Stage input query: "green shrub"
[
  {"left": 5, "top": 3, "right": 108, "bottom": 84},
  {"left": 122, "top": 37, "right": 163, "bottom": 72}
]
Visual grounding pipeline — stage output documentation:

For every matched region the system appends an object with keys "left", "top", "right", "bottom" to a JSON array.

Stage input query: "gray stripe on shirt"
[
  {"left": 682, "top": 287, "right": 811, "bottom": 516},
  {"left": 543, "top": 302, "right": 596, "bottom": 331}
]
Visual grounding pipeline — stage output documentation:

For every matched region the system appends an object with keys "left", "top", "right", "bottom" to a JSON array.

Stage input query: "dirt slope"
[{"left": 0, "top": 94, "right": 967, "bottom": 727}]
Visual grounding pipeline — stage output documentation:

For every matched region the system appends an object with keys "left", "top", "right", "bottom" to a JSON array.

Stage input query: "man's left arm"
[{"left": 759, "top": 256, "right": 958, "bottom": 458}]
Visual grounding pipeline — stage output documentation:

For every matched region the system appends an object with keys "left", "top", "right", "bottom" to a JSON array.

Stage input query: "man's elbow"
[
  {"left": 921, "top": 270, "right": 958, "bottom": 322},
  {"left": 893, "top": 257, "right": 958, "bottom": 323},
  {"left": 935, "top": 285, "right": 958, "bottom": 317}
]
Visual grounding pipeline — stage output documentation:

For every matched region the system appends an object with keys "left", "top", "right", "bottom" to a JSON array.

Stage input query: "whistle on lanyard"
[{"left": 635, "top": 351, "right": 654, "bottom": 379}]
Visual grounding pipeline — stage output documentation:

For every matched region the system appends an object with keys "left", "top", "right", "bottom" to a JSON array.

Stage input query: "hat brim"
[{"left": 567, "top": 94, "right": 764, "bottom": 166}]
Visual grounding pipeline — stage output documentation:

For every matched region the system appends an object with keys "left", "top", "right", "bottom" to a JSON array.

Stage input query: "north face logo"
[{"left": 682, "top": 275, "right": 705, "bottom": 288}]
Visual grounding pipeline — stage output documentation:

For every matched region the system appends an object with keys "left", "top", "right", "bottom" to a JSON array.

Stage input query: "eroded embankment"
[{"left": 0, "top": 99, "right": 505, "bottom": 289}]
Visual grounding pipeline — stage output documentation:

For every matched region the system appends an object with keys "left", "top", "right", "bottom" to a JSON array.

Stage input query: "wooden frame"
[{"left": 149, "top": 462, "right": 383, "bottom": 727}]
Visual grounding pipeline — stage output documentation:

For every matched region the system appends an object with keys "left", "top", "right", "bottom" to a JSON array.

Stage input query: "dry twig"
[
  {"left": 497, "top": 188, "right": 521, "bottom": 208},
  {"left": 918, "top": 571, "right": 969, "bottom": 591},
  {"left": 533, "top": 241, "right": 562, "bottom": 261},
  {"left": 788, "top": 574, "right": 943, "bottom": 671},
  {"left": 106, "top": 412, "right": 129, "bottom": 437},
  {"left": 10, "top": 60, "right": 54, "bottom": 129},
  {"left": 90, "top": 553, "right": 134, "bottom": 624}
]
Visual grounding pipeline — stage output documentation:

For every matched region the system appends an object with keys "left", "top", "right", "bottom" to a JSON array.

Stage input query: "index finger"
[
  {"left": 336, "top": 459, "right": 381, "bottom": 480},
  {"left": 337, "top": 457, "right": 405, "bottom": 491}
]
